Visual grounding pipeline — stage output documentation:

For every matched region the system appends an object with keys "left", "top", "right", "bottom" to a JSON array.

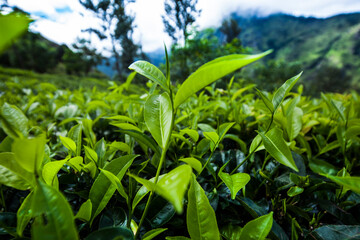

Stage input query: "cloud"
[{"left": 8, "top": 0, "right": 360, "bottom": 54}]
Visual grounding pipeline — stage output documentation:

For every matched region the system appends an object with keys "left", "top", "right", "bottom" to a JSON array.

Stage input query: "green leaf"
[
  {"left": 68, "top": 124, "right": 82, "bottom": 156},
  {"left": 89, "top": 155, "right": 138, "bottom": 222},
  {"left": 221, "top": 224, "right": 243, "bottom": 240},
  {"left": 100, "top": 168, "right": 129, "bottom": 201},
  {"left": 142, "top": 228, "right": 167, "bottom": 240},
  {"left": 165, "top": 237, "right": 191, "bottom": 240},
  {"left": 85, "top": 226, "right": 134, "bottom": 240},
  {"left": 74, "top": 199, "right": 92, "bottom": 222},
  {"left": 287, "top": 186, "right": 304, "bottom": 197},
  {"left": 130, "top": 165, "right": 192, "bottom": 214},
  {"left": 180, "top": 128, "right": 199, "bottom": 142},
  {"left": 318, "top": 141, "right": 340, "bottom": 156},
  {"left": 219, "top": 172, "right": 250, "bottom": 199},
  {"left": 256, "top": 89, "right": 274, "bottom": 113},
  {"left": 203, "top": 132, "right": 219, "bottom": 152},
  {"left": 239, "top": 212, "right": 273, "bottom": 240},
  {"left": 0, "top": 102, "right": 28, "bottom": 138},
  {"left": 309, "top": 158, "right": 338, "bottom": 175},
  {"left": 286, "top": 107, "right": 303, "bottom": 141},
  {"left": 31, "top": 180, "right": 79, "bottom": 240},
  {"left": 0, "top": 152, "right": 33, "bottom": 190},
  {"left": 323, "top": 175, "right": 360, "bottom": 194},
  {"left": 179, "top": 158, "right": 202, "bottom": 173},
  {"left": 67, "top": 156, "right": 83, "bottom": 172},
  {"left": 129, "top": 60, "right": 168, "bottom": 92},
  {"left": 84, "top": 146, "right": 98, "bottom": 164},
  {"left": 17, "top": 191, "right": 33, "bottom": 236},
  {"left": 114, "top": 124, "right": 161, "bottom": 156},
  {"left": 105, "top": 115, "right": 136, "bottom": 124},
  {"left": 259, "top": 128, "right": 299, "bottom": 172},
  {"left": 218, "top": 122, "right": 235, "bottom": 143},
  {"left": 187, "top": 174, "right": 220, "bottom": 240},
  {"left": 308, "top": 225, "right": 360, "bottom": 240},
  {"left": 109, "top": 141, "right": 131, "bottom": 154},
  {"left": 272, "top": 72, "right": 302, "bottom": 111},
  {"left": 0, "top": 14, "right": 31, "bottom": 53},
  {"left": 174, "top": 51, "right": 272, "bottom": 109},
  {"left": 144, "top": 93, "right": 173, "bottom": 149},
  {"left": 42, "top": 159, "right": 67, "bottom": 188},
  {"left": 12, "top": 134, "right": 46, "bottom": 174}
]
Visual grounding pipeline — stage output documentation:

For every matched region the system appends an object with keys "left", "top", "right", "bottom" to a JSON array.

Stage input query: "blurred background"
[{"left": 1, "top": 0, "right": 360, "bottom": 95}]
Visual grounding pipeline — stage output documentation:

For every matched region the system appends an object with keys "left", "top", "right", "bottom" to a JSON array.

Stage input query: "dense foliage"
[{"left": 1, "top": 10, "right": 360, "bottom": 240}]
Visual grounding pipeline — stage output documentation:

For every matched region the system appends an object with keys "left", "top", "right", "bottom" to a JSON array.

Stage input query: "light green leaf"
[
  {"left": 218, "top": 122, "right": 235, "bottom": 143},
  {"left": 129, "top": 60, "right": 168, "bottom": 92},
  {"left": 144, "top": 93, "right": 173, "bottom": 149},
  {"left": 165, "top": 237, "right": 191, "bottom": 240},
  {"left": 203, "top": 132, "right": 219, "bottom": 152},
  {"left": 74, "top": 199, "right": 92, "bottom": 222},
  {"left": 0, "top": 13, "right": 31, "bottom": 53},
  {"left": 287, "top": 186, "right": 304, "bottom": 197},
  {"left": 219, "top": 172, "right": 250, "bottom": 199},
  {"left": 309, "top": 159, "right": 338, "bottom": 175},
  {"left": 12, "top": 134, "right": 46, "bottom": 174},
  {"left": 67, "top": 156, "right": 83, "bottom": 172},
  {"left": 187, "top": 174, "right": 220, "bottom": 240},
  {"left": 179, "top": 158, "right": 202, "bottom": 173},
  {"left": 130, "top": 165, "right": 192, "bottom": 214},
  {"left": 0, "top": 152, "right": 33, "bottom": 190},
  {"left": 174, "top": 51, "right": 272, "bottom": 109},
  {"left": 31, "top": 180, "right": 79, "bottom": 240},
  {"left": 68, "top": 124, "right": 82, "bottom": 156},
  {"left": 259, "top": 128, "right": 298, "bottom": 172},
  {"left": 323, "top": 175, "right": 360, "bottom": 194},
  {"left": 105, "top": 115, "right": 136, "bottom": 124},
  {"left": 59, "top": 136, "right": 76, "bottom": 154},
  {"left": 239, "top": 212, "right": 273, "bottom": 240},
  {"left": 256, "top": 89, "right": 274, "bottom": 113},
  {"left": 249, "top": 134, "right": 265, "bottom": 153},
  {"left": 89, "top": 155, "right": 138, "bottom": 222},
  {"left": 109, "top": 141, "right": 131, "bottom": 154},
  {"left": 180, "top": 128, "right": 199, "bottom": 142},
  {"left": 272, "top": 72, "right": 302, "bottom": 111},
  {"left": 318, "top": 141, "right": 340, "bottom": 156},
  {"left": 142, "top": 228, "right": 167, "bottom": 240},
  {"left": 116, "top": 127, "right": 161, "bottom": 156},
  {"left": 17, "top": 191, "right": 33, "bottom": 236},
  {"left": 42, "top": 159, "right": 67, "bottom": 188},
  {"left": 100, "top": 168, "right": 128, "bottom": 201},
  {"left": 84, "top": 146, "right": 98, "bottom": 164},
  {"left": 0, "top": 102, "right": 28, "bottom": 138},
  {"left": 286, "top": 107, "right": 303, "bottom": 141}
]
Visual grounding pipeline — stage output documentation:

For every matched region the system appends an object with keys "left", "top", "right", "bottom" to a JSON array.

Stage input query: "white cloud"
[{"left": 7, "top": 0, "right": 360, "bottom": 54}]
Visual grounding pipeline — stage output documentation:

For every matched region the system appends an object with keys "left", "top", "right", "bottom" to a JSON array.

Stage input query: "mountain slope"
[{"left": 232, "top": 13, "right": 360, "bottom": 88}]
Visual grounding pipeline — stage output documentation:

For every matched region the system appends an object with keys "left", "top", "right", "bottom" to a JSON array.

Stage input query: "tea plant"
[{"left": 1, "top": 12, "right": 360, "bottom": 240}]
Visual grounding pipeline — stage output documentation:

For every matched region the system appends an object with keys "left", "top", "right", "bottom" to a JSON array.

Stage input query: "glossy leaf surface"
[
  {"left": 272, "top": 72, "right": 302, "bottom": 111},
  {"left": 239, "top": 212, "right": 273, "bottom": 240},
  {"left": 174, "top": 51, "right": 272, "bottom": 109},
  {"left": 259, "top": 128, "right": 298, "bottom": 172},
  {"left": 144, "top": 93, "right": 173, "bottom": 149},
  {"left": 219, "top": 172, "right": 250, "bottom": 199},
  {"left": 187, "top": 174, "right": 220, "bottom": 240},
  {"left": 0, "top": 102, "right": 28, "bottom": 138}
]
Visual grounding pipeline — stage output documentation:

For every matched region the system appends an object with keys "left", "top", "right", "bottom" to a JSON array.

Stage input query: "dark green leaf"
[{"left": 85, "top": 227, "right": 134, "bottom": 240}]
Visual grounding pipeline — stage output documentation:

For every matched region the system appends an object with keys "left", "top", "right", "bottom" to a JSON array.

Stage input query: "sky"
[{"left": 7, "top": 0, "right": 360, "bottom": 54}]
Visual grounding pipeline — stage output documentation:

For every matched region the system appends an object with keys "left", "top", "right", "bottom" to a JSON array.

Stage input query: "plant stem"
[{"left": 135, "top": 145, "right": 168, "bottom": 239}]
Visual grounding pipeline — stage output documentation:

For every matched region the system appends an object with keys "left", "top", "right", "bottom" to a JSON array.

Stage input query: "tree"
[
  {"left": 162, "top": 0, "right": 201, "bottom": 46},
  {"left": 220, "top": 18, "right": 241, "bottom": 44},
  {"left": 79, "top": 0, "right": 142, "bottom": 78}
]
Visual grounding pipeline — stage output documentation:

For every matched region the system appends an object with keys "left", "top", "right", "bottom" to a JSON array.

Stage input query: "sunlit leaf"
[
  {"left": 239, "top": 212, "right": 273, "bottom": 240},
  {"left": 174, "top": 51, "right": 272, "bottom": 109},
  {"left": 0, "top": 102, "right": 28, "bottom": 138},
  {"left": 129, "top": 60, "right": 168, "bottom": 92},
  {"left": 259, "top": 128, "right": 298, "bottom": 172},
  {"left": 144, "top": 93, "right": 173, "bottom": 149},
  {"left": 272, "top": 72, "right": 302, "bottom": 111},
  {"left": 179, "top": 158, "right": 202, "bottom": 173},
  {"left": 74, "top": 199, "right": 92, "bottom": 222},
  {"left": 219, "top": 172, "right": 250, "bottom": 199},
  {"left": 142, "top": 228, "right": 167, "bottom": 240},
  {"left": 187, "top": 174, "right": 220, "bottom": 240}
]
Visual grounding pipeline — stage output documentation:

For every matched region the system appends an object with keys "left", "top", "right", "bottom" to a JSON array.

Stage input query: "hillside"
[{"left": 231, "top": 13, "right": 360, "bottom": 88}]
